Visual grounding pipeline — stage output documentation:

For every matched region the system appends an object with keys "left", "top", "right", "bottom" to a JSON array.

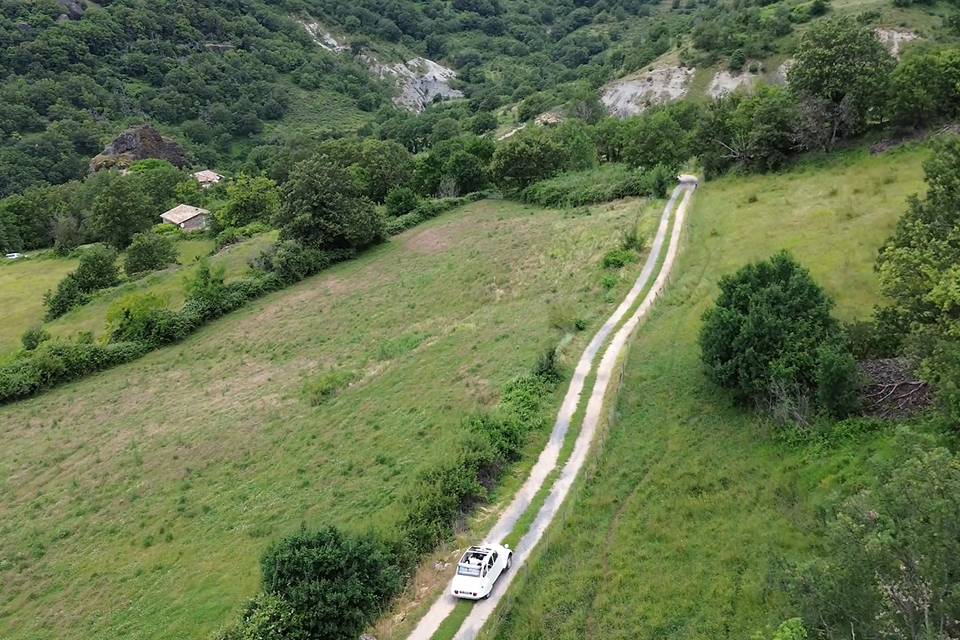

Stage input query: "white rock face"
[
  {"left": 875, "top": 28, "right": 919, "bottom": 58},
  {"left": 707, "top": 69, "right": 759, "bottom": 98},
  {"left": 300, "top": 20, "right": 347, "bottom": 53},
  {"left": 774, "top": 59, "right": 795, "bottom": 86},
  {"left": 601, "top": 66, "right": 694, "bottom": 117},
  {"left": 364, "top": 56, "right": 465, "bottom": 113}
]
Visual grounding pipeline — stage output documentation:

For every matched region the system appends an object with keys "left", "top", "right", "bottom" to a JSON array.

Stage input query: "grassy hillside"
[
  {"left": 480, "top": 143, "right": 947, "bottom": 639},
  {"left": 0, "top": 235, "right": 275, "bottom": 356},
  {"left": 0, "top": 197, "right": 660, "bottom": 640}
]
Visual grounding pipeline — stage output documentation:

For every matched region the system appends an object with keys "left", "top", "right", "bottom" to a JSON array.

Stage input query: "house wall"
[{"left": 180, "top": 215, "right": 208, "bottom": 231}]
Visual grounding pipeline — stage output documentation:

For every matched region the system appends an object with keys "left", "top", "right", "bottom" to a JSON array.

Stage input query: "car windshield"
[{"left": 457, "top": 565, "right": 481, "bottom": 577}]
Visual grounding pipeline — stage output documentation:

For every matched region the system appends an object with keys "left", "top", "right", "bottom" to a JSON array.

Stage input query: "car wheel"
[
  {"left": 507, "top": 553, "right": 513, "bottom": 569},
  {"left": 483, "top": 590, "right": 490, "bottom": 600}
]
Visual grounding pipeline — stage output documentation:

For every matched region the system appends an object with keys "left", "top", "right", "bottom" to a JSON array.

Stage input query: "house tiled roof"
[{"left": 160, "top": 204, "right": 209, "bottom": 225}]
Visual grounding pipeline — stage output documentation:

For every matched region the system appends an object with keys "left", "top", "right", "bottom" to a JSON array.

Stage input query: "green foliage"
[
  {"left": 302, "top": 370, "right": 358, "bottom": 406},
  {"left": 276, "top": 157, "right": 383, "bottom": 251},
  {"left": 786, "top": 448, "right": 960, "bottom": 640},
  {"left": 88, "top": 175, "right": 156, "bottom": 249},
  {"left": 0, "top": 340, "right": 149, "bottom": 403},
  {"left": 184, "top": 260, "right": 229, "bottom": 313},
  {"left": 888, "top": 49, "right": 960, "bottom": 125},
  {"left": 106, "top": 293, "right": 171, "bottom": 344},
  {"left": 789, "top": 16, "right": 895, "bottom": 138},
  {"left": 398, "top": 362, "right": 558, "bottom": 555},
  {"left": 521, "top": 165, "right": 653, "bottom": 208},
  {"left": 259, "top": 527, "right": 401, "bottom": 640},
  {"left": 20, "top": 325, "right": 50, "bottom": 352},
  {"left": 385, "top": 187, "right": 421, "bottom": 217},
  {"left": 413, "top": 134, "right": 495, "bottom": 197},
  {"left": 44, "top": 245, "right": 119, "bottom": 319},
  {"left": 214, "top": 594, "right": 307, "bottom": 640},
  {"left": 699, "top": 251, "right": 843, "bottom": 408},
  {"left": 771, "top": 618, "right": 807, "bottom": 640},
  {"left": 815, "top": 342, "right": 861, "bottom": 418},
  {"left": 602, "top": 248, "right": 640, "bottom": 269},
  {"left": 383, "top": 195, "right": 479, "bottom": 235},
  {"left": 619, "top": 104, "right": 699, "bottom": 173},
  {"left": 490, "top": 127, "right": 588, "bottom": 192},
  {"left": 124, "top": 233, "right": 178, "bottom": 277},
  {"left": 219, "top": 175, "right": 280, "bottom": 229},
  {"left": 43, "top": 273, "right": 86, "bottom": 320},
  {"left": 876, "top": 137, "right": 960, "bottom": 422}
]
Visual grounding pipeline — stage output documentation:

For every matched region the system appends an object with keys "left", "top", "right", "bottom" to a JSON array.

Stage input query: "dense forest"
[{"left": 0, "top": 0, "right": 667, "bottom": 199}]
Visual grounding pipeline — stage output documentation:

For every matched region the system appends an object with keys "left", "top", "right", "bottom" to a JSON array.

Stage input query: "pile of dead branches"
[{"left": 860, "top": 358, "right": 932, "bottom": 419}]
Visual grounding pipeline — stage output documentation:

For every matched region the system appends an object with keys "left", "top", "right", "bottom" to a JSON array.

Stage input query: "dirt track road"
[{"left": 406, "top": 176, "right": 698, "bottom": 640}]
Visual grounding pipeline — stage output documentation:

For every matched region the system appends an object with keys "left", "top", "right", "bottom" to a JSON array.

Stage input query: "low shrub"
[
  {"left": 602, "top": 248, "right": 639, "bottom": 269},
  {"left": 124, "top": 232, "right": 177, "bottom": 276},
  {"left": 302, "top": 370, "right": 357, "bottom": 405},
  {"left": 383, "top": 196, "right": 473, "bottom": 235},
  {"left": 815, "top": 342, "right": 861, "bottom": 418},
  {"left": 215, "top": 594, "right": 306, "bottom": 640},
  {"left": 522, "top": 163, "right": 677, "bottom": 208},
  {"left": 385, "top": 186, "right": 421, "bottom": 217},
  {"left": 214, "top": 227, "right": 244, "bottom": 251},
  {"left": 397, "top": 366, "right": 556, "bottom": 555},
  {"left": 21, "top": 326, "right": 50, "bottom": 351},
  {"left": 44, "top": 245, "right": 119, "bottom": 319}
]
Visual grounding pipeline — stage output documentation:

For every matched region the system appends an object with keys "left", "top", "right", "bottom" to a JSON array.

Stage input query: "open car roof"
[{"left": 458, "top": 546, "right": 494, "bottom": 565}]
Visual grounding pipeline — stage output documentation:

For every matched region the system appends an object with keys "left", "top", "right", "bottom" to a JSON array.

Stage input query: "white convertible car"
[{"left": 451, "top": 544, "right": 513, "bottom": 600}]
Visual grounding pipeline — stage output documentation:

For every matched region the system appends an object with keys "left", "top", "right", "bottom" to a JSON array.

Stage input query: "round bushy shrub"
[
  {"left": 260, "top": 527, "right": 401, "bottom": 640},
  {"left": 124, "top": 232, "right": 177, "bottom": 276},
  {"left": 385, "top": 186, "right": 420, "bottom": 217},
  {"left": 699, "top": 251, "right": 842, "bottom": 405}
]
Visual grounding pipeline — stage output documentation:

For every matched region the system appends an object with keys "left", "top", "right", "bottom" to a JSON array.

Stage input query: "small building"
[
  {"left": 160, "top": 204, "right": 210, "bottom": 231},
  {"left": 192, "top": 170, "right": 223, "bottom": 189}
]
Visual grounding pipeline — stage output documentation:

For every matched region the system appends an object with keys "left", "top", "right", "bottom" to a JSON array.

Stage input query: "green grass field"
[
  {"left": 480, "top": 144, "right": 944, "bottom": 640},
  {"left": 0, "top": 235, "right": 276, "bottom": 356},
  {"left": 0, "top": 197, "right": 658, "bottom": 640}
]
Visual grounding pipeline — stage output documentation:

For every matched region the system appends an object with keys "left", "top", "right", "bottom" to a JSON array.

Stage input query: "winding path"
[{"left": 406, "top": 176, "right": 698, "bottom": 640}]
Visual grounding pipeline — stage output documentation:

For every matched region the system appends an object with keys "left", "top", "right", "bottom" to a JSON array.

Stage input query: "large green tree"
[
  {"left": 789, "top": 16, "right": 895, "bottom": 143},
  {"left": 275, "top": 156, "right": 383, "bottom": 251},
  {"left": 87, "top": 175, "right": 154, "bottom": 248},
  {"left": 219, "top": 174, "right": 280, "bottom": 228}
]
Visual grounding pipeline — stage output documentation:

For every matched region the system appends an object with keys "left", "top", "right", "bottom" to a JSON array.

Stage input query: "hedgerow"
[{"left": 521, "top": 163, "right": 674, "bottom": 208}]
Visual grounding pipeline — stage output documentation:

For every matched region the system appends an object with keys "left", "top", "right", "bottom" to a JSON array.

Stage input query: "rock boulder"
[{"left": 90, "top": 125, "right": 187, "bottom": 173}]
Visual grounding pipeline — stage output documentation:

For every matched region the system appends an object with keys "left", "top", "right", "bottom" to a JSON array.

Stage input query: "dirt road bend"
[{"left": 406, "top": 176, "right": 698, "bottom": 640}]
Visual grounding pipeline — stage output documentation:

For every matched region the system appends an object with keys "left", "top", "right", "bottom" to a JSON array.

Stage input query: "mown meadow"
[
  {"left": 481, "top": 143, "right": 950, "bottom": 639},
  {"left": 0, "top": 197, "right": 658, "bottom": 640}
]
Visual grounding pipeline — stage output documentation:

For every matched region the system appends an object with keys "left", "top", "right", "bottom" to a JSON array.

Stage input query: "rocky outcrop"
[
  {"left": 300, "top": 20, "right": 348, "bottom": 53},
  {"left": 57, "top": 0, "right": 84, "bottom": 20},
  {"left": 875, "top": 28, "right": 919, "bottom": 58},
  {"left": 707, "top": 69, "right": 759, "bottom": 98},
  {"left": 601, "top": 66, "right": 694, "bottom": 117},
  {"left": 364, "top": 56, "right": 464, "bottom": 113},
  {"left": 89, "top": 125, "right": 187, "bottom": 173},
  {"left": 774, "top": 59, "right": 795, "bottom": 86}
]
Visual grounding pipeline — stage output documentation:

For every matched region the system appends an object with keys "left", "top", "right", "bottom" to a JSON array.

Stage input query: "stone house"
[{"left": 160, "top": 204, "right": 210, "bottom": 231}]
